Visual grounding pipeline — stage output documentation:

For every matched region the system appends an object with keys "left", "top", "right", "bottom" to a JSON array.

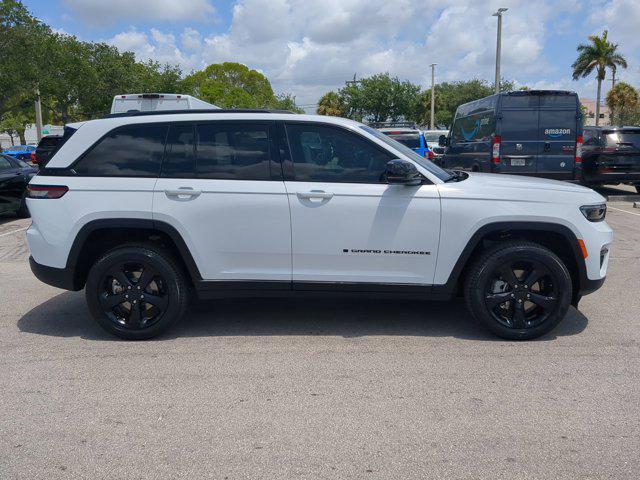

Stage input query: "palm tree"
[
  {"left": 316, "top": 91, "right": 344, "bottom": 117},
  {"left": 572, "top": 30, "right": 627, "bottom": 126}
]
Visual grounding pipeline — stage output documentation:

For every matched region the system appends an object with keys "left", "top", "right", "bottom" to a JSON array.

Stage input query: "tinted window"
[
  {"left": 74, "top": 124, "right": 168, "bottom": 176},
  {"left": 0, "top": 156, "right": 12, "bottom": 170},
  {"left": 196, "top": 123, "right": 273, "bottom": 180},
  {"left": 388, "top": 134, "right": 420, "bottom": 148},
  {"left": 583, "top": 129, "right": 601, "bottom": 146},
  {"left": 500, "top": 110, "right": 538, "bottom": 140},
  {"left": 286, "top": 123, "right": 393, "bottom": 183},
  {"left": 11, "top": 157, "right": 30, "bottom": 168},
  {"left": 162, "top": 124, "right": 195, "bottom": 178},
  {"left": 604, "top": 131, "right": 640, "bottom": 149}
]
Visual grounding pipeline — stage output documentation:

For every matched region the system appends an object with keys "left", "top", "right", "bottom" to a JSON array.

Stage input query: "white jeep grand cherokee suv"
[{"left": 26, "top": 110, "right": 613, "bottom": 340}]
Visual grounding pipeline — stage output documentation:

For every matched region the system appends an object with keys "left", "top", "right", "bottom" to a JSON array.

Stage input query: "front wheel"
[
  {"left": 85, "top": 245, "right": 190, "bottom": 340},
  {"left": 464, "top": 241, "right": 572, "bottom": 340}
]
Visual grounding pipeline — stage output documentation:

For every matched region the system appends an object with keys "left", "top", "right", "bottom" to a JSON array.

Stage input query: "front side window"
[
  {"left": 195, "top": 123, "right": 273, "bottom": 180},
  {"left": 74, "top": 124, "right": 168, "bottom": 176},
  {"left": 286, "top": 123, "right": 394, "bottom": 183}
]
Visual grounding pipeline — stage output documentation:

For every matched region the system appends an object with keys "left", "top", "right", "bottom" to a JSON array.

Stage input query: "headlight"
[{"left": 580, "top": 204, "right": 606, "bottom": 222}]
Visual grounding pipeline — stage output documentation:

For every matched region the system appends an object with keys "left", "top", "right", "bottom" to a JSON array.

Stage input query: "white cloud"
[
  {"left": 100, "top": 0, "right": 639, "bottom": 109},
  {"left": 62, "top": 0, "right": 215, "bottom": 26}
]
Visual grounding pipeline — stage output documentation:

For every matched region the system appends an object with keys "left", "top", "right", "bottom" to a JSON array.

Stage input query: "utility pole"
[
  {"left": 493, "top": 8, "right": 508, "bottom": 94},
  {"left": 430, "top": 63, "right": 437, "bottom": 130},
  {"left": 345, "top": 73, "right": 360, "bottom": 87},
  {"left": 34, "top": 89, "right": 43, "bottom": 142}
]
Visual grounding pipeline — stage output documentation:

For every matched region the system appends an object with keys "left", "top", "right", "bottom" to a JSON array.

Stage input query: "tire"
[
  {"left": 464, "top": 241, "right": 572, "bottom": 340},
  {"left": 85, "top": 244, "right": 190, "bottom": 340},
  {"left": 15, "top": 197, "right": 29, "bottom": 218}
]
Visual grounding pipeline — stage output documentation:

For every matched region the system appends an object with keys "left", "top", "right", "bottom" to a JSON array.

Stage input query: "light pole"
[
  {"left": 493, "top": 8, "right": 508, "bottom": 94},
  {"left": 430, "top": 63, "right": 436, "bottom": 130}
]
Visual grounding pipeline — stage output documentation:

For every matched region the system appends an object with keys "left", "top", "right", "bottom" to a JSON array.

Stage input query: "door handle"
[
  {"left": 165, "top": 188, "right": 201, "bottom": 198},
  {"left": 296, "top": 191, "right": 334, "bottom": 200}
]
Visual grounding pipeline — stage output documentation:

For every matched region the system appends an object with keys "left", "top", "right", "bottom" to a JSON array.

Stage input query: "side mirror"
[
  {"left": 384, "top": 159, "right": 422, "bottom": 186},
  {"left": 438, "top": 135, "right": 449, "bottom": 147}
]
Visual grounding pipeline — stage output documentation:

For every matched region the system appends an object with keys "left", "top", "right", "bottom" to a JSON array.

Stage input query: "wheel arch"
[
  {"left": 435, "top": 221, "right": 587, "bottom": 303},
  {"left": 67, "top": 218, "right": 202, "bottom": 290}
]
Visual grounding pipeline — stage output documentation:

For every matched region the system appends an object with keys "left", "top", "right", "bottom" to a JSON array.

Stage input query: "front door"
[
  {"left": 282, "top": 122, "right": 441, "bottom": 287},
  {"left": 153, "top": 121, "right": 291, "bottom": 282}
]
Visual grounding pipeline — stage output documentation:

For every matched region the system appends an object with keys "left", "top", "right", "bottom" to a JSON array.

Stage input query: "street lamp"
[
  {"left": 493, "top": 7, "right": 508, "bottom": 94},
  {"left": 430, "top": 63, "right": 437, "bottom": 130}
]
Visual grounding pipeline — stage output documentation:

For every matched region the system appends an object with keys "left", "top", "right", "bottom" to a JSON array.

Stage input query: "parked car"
[
  {"left": 27, "top": 109, "right": 612, "bottom": 341},
  {"left": 375, "top": 123, "right": 434, "bottom": 159},
  {"left": 0, "top": 154, "right": 37, "bottom": 217},
  {"left": 2, "top": 144, "right": 36, "bottom": 162},
  {"left": 441, "top": 90, "right": 583, "bottom": 180},
  {"left": 34, "top": 134, "right": 64, "bottom": 167},
  {"left": 423, "top": 129, "right": 449, "bottom": 149},
  {"left": 110, "top": 93, "right": 219, "bottom": 114},
  {"left": 582, "top": 126, "right": 640, "bottom": 193}
]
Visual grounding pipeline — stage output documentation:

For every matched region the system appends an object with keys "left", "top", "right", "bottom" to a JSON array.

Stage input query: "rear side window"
[
  {"left": 195, "top": 123, "right": 273, "bottom": 180},
  {"left": 74, "top": 124, "right": 168, "bottom": 177}
]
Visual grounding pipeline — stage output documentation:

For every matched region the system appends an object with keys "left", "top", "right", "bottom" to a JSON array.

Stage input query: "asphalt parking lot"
[{"left": 0, "top": 186, "right": 638, "bottom": 479}]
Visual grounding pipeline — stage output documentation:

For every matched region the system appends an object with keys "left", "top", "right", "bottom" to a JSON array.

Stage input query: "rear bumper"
[
  {"left": 583, "top": 171, "right": 640, "bottom": 184},
  {"left": 29, "top": 256, "right": 79, "bottom": 291}
]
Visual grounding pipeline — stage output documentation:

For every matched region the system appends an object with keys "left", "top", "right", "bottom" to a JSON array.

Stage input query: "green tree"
[
  {"left": 316, "top": 91, "right": 345, "bottom": 116},
  {"left": 182, "top": 62, "right": 276, "bottom": 109},
  {"left": 572, "top": 30, "right": 627, "bottom": 126},
  {"left": 271, "top": 93, "right": 304, "bottom": 113},
  {"left": 337, "top": 73, "right": 421, "bottom": 122},
  {"left": 411, "top": 79, "right": 516, "bottom": 128},
  {"left": 606, "top": 82, "right": 640, "bottom": 126},
  {"left": 0, "top": 0, "right": 50, "bottom": 112},
  {"left": 0, "top": 107, "right": 33, "bottom": 144}
]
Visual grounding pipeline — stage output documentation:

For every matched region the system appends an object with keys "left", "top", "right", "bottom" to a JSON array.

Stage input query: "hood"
[{"left": 439, "top": 172, "right": 605, "bottom": 205}]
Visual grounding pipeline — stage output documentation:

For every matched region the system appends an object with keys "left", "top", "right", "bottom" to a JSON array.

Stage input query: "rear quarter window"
[{"left": 73, "top": 124, "right": 168, "bottom": 177}]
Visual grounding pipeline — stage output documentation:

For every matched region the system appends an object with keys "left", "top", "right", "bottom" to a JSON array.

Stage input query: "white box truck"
[{"left": 110, "top": 93, "right": 219, "bottom": 114}]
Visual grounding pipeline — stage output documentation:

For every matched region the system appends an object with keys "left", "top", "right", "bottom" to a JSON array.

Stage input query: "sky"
[{"left": 24, "top": 0, "right": 640, "bottom": 112}]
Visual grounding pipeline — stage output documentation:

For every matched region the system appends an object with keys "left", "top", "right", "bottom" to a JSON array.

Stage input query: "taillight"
[
  {"left": 492, "top": 136, "right": 501, "bottom": 164},
  {"left": 575, "top": 135, "right": 583, "bottom": 165},
  {"left": 30, "top": 152, "right": 36, "bottom": 162},
  {"left": 426, "top": 150, "right": 434, "bottom": 160},
  {"left": 26, "top": 185, "right": 68, "bottom": 199}
]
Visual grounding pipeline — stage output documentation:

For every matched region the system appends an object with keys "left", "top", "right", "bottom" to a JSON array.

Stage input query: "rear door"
[
  {"left": 536, "top": 94, "right": 579, "bottom": 180},
  {"left": 153, "top": 121, "right": 291, "bottom": 283},
  {"left": 498, "top": 94, "right": 539, "bottom": 175}
]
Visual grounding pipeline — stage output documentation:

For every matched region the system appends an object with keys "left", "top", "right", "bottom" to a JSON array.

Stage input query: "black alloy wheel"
[
  {"left": 86, "top": 245, "right": 189, "bottom": 340},
  {"left": 465, "top": 241, "right": 572, "bottom": 340}
]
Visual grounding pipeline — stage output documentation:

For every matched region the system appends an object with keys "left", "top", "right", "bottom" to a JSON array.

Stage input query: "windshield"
[
  {"left": 604, "top": 131, "right": 640, "bottom": 149},
  {"left": 5, "top": 145, "right": 24, "bottom": 151},
  {"left": 424, "top": 132, "right": 446, "bottom": 142},
  {"left": 360, "top": 125, "right": 451, "bottom": 181}
]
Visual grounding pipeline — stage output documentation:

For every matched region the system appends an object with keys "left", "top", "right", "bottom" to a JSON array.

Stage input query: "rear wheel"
[
  {"left": 85, "top": 245, "right": 189, "bottom": 340},
  {"left": 464, "top": 241, "right": 572, "bottom": 340}
]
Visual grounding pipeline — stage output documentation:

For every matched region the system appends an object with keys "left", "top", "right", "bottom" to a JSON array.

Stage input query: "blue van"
[
  {"left": 376, "top": 124, "right": 434, "bottom": 160},
  {"left": 440, "top": 90, "right": 583, "bottom": 181}
]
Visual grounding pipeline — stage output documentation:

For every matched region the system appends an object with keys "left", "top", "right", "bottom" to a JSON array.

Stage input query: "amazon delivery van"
[
  {"left": 110, "top": 93, "right": 219, "bottom": 114},
  {"left": 440, "top": 90, "right": 583, "bottom": 181}
]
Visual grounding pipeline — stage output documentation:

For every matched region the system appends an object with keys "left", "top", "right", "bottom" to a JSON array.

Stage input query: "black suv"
[{"left": 582, "top": 126, "right": 640, "bottom": 193}]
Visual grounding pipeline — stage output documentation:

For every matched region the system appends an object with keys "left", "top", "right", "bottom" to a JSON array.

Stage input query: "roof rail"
[
  {"left": 368, "top": 121, "right": 417, "bottom": 129},
  {"left": 103, "top": 108, "right": 295, "bottom": 119}
]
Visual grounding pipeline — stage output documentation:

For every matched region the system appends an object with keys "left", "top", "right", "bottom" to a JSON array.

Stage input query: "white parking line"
[
  {"left": 0, "top": 226, "right": 28, "bottom": 238},
  {"left": 608, "top": 206, "right": 640, "bottom": 217}
]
